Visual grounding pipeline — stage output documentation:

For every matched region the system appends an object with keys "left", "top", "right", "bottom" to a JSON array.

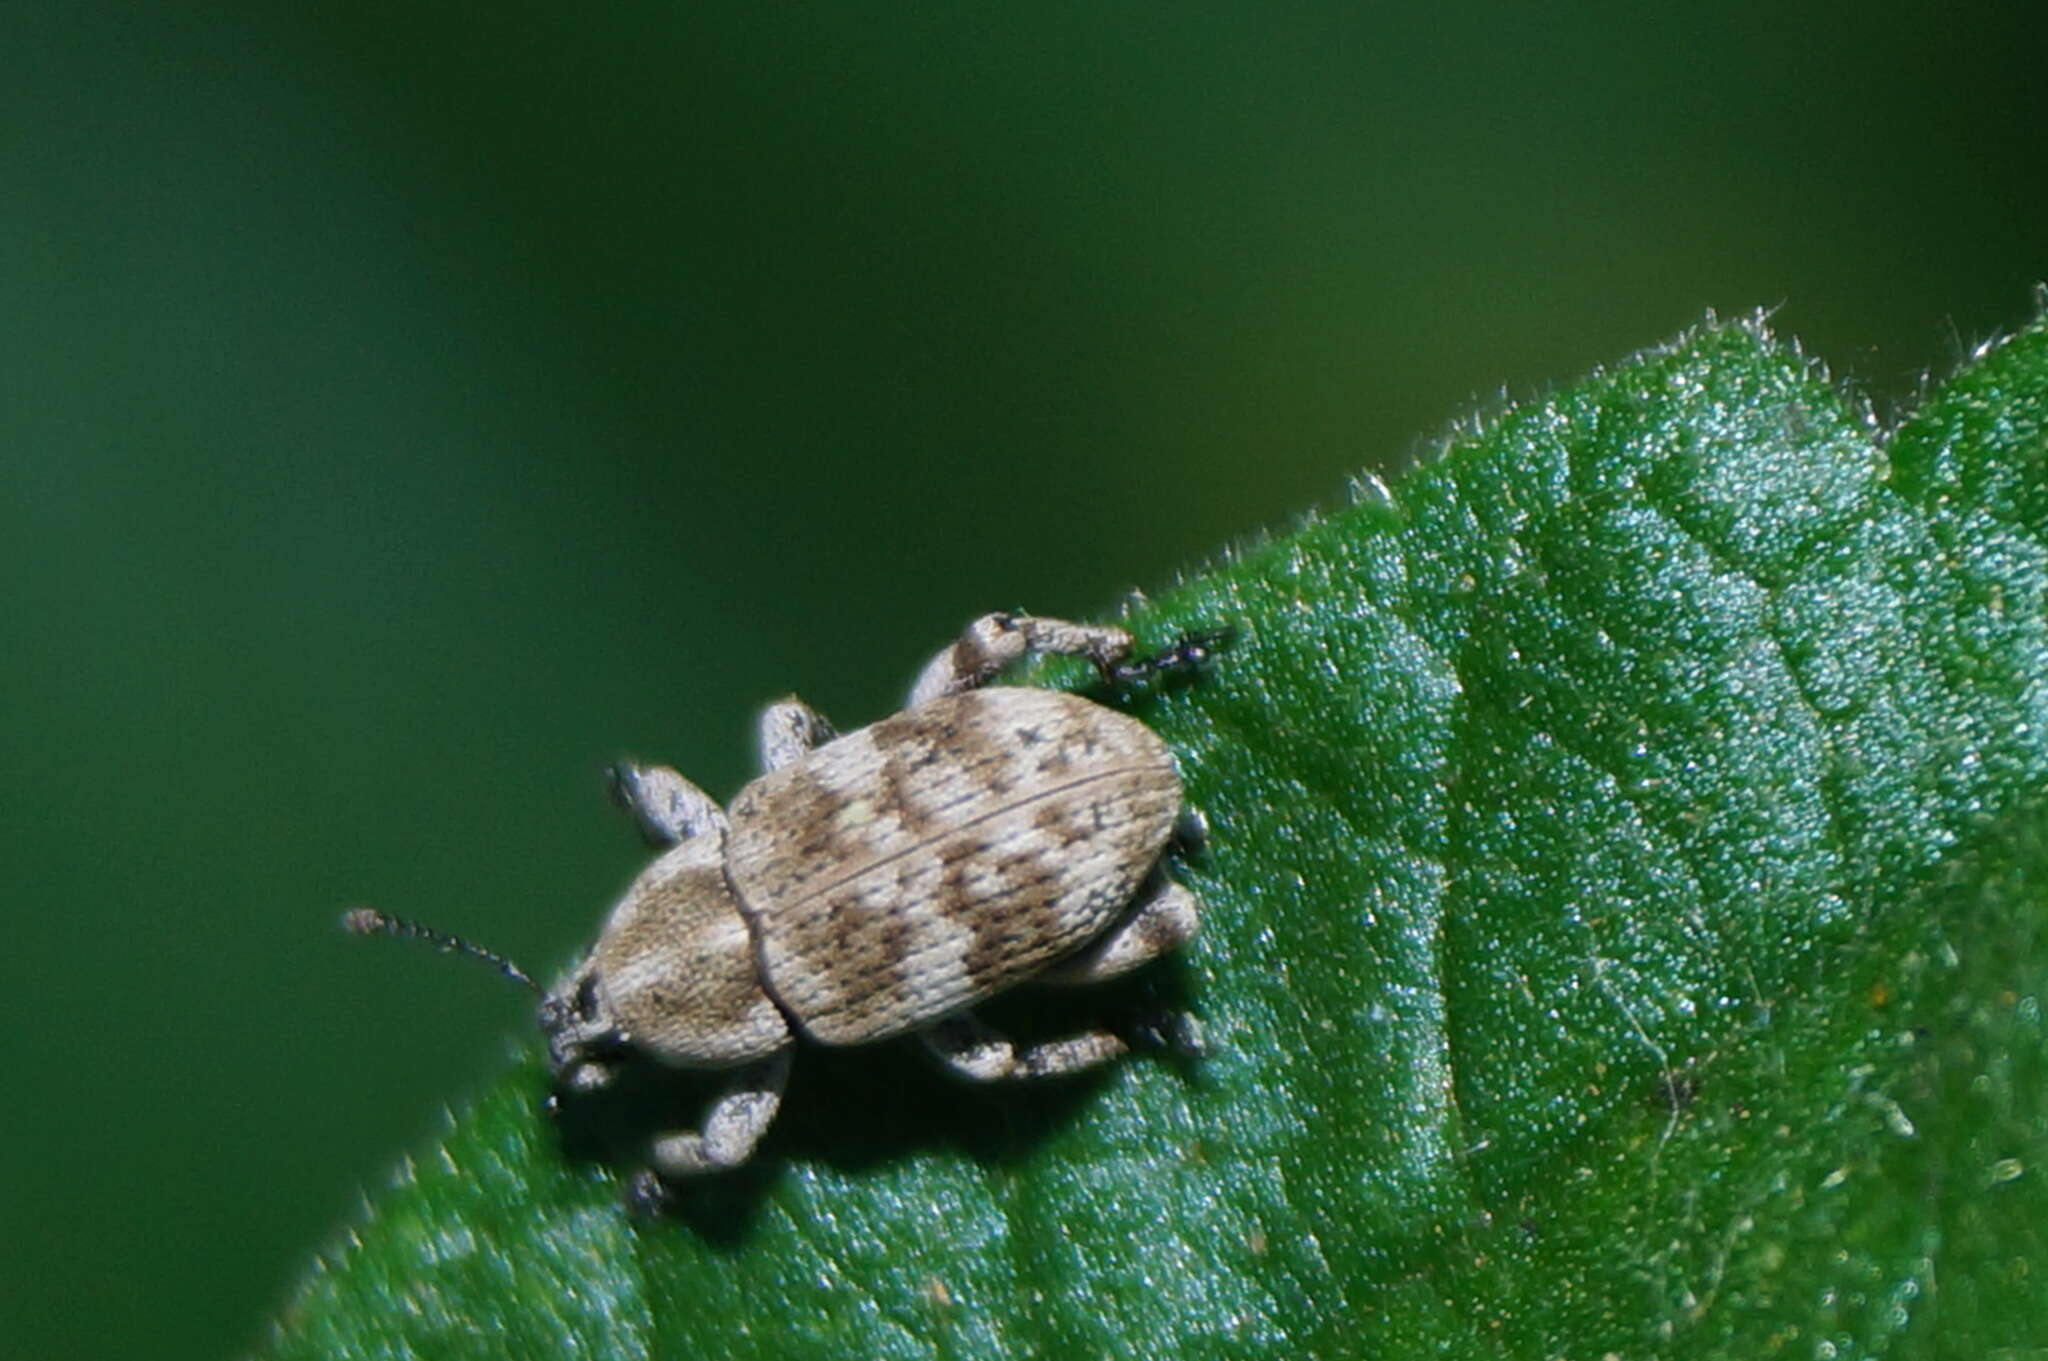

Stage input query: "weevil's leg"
[
  {"left": 908, "top": 612, "right": 1137, "bottom": 707},
  {"left": 644, "top": 1050, "right": 793, "bottom": 1177},
  {"left": 757, "top": 695, "right": 837, "bottom": 771},
  {"left": 608, "top": 761, "right": 727, "bottom": 847},
  {"left": 1037, "top": 877, "right": 1199, "bottom": 986},
  {"left": 921, "top": 1010, "right": 1131, "bottom": 1081}
]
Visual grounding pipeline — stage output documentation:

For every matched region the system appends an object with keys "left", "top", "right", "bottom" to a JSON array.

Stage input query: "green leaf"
[{"left": 265, "top": 313, "right": 2048, "bottom": 1359}]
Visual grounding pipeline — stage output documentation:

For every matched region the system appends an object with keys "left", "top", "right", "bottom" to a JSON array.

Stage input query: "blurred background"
[{"left": 1, "top": 3, "right": 2040, "bottom": 1356}]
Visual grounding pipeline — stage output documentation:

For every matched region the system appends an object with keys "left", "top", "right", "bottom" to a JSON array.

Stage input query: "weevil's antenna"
[{"left": 343, "top": 906, "right": 543, "bottom": 995}]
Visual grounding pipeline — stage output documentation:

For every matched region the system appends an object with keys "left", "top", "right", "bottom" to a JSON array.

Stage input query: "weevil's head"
[
  {"left": 543, "top": 831, "right": 792, "bottom": 1088},
  {"left": 345, "top": 828, "right": 792, "bottom": 1094}
]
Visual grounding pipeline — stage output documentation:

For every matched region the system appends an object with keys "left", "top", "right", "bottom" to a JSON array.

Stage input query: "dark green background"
[{"left": 1, "top": 4, "right": 2039, "bottom": 1358}]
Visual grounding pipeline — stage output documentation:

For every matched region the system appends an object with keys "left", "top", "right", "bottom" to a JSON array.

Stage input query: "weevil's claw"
[
  {"left": 1097, "top": 626, "right": 1237, "bottom": 688},
  {"left": 624, "top": 1168, "right": 672, "bottom": 1219},
  {"left": 1127, "top": 1009, "right": 1208, "bottom": 1060},
  {"left": 604, "top": 761, "right": 643, "bottom": 815}
]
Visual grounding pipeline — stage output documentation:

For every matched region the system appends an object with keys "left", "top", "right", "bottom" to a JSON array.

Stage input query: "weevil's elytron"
[{"left": 350, "top": 612, "right": 1219, "bottom": 1205}]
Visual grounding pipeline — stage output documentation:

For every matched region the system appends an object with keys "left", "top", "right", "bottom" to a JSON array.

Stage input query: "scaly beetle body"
[{"left": 353, "top": 611, "right": 1217, "bottom": 1206}]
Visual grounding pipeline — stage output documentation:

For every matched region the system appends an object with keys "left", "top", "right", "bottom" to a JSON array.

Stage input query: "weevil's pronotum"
[{"left": 349, "top": 612, "right": 1221, "bottom": 1204}]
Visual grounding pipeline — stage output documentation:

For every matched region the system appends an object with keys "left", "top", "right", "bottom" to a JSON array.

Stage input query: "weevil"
[{"left": 349, "top": 612, "right": 1221, "bottom": 1205}]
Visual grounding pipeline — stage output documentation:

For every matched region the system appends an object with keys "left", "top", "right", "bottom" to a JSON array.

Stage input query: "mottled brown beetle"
[{"left": 349, "top": 612, "right": 1217, "bottom": 1202}]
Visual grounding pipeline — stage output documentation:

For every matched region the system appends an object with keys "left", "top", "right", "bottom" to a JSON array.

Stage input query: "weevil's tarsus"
[
  {"left": 624, "top": 1168, "right": 672, "bottom": 1218},
  {"left": 1096, "top": 626, "right": 1236, "bottom": 688},
  {"left": 1127, "top": 1008, "right": 1207, "bottom": 1060},
  {"left": 342, "top": 906, "right": 543, "bottom": 995}
]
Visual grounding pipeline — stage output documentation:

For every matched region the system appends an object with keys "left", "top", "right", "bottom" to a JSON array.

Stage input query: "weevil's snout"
[{"left": 540, "top": 967, "right": 625, "bottom": 1092}]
